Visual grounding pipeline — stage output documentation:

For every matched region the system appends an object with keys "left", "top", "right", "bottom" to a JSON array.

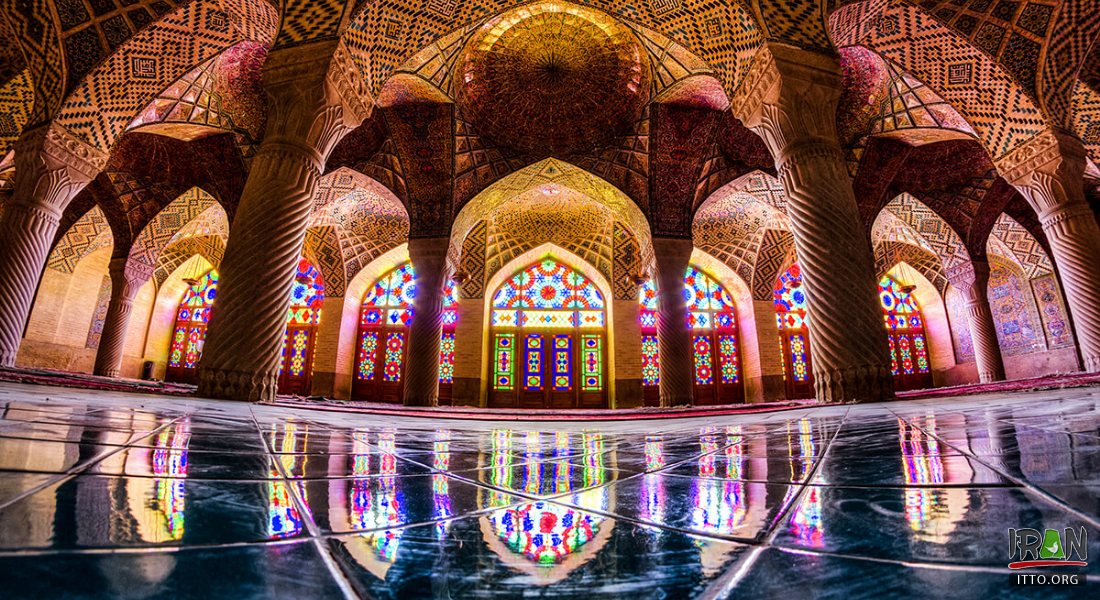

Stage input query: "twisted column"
[
  {"left": 197, "top": 41, "right": 370, "bottom": 402},
  {"left": 0, "top": 124, "right": 106, "bottom": 366},
  {"left": 732, "top": 45, "right": 893, "bottom": 403},
  {"left": 949, "top": 262, "right": 1005, "bottom": 383},
  {"left": 999, "top": 131, "right": 1100, "bottom": 371},
  {"left": 403, "top": 236, "right": 451, "bottom": 406},
  {"left": 653, "top": 236, "right": 694, "bottom": 407},
  {"left": 93, "top": 258, "right": 153, "bottom": 377}
]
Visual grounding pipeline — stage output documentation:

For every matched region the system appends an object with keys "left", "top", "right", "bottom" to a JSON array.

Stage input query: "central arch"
[{"left": 484, "top": 244, "right": 614, "bottom": 409}]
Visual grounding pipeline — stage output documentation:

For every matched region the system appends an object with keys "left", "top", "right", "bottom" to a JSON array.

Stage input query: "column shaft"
[
  {"left": 196, "top": 42, "right": 368, "bottom": 402},
  {"left": 403, "top": 236, "right": 451, "bottom": 406},
  {"left": 1000, "top": 132, "right": 1100, "bottom": 371},
  {"left": 0, "top": 124, "right": 105, "bottom": 366},
  {"left": 733, "top": 45, "right": 893, "bottom": 403},
  {"left": 954, "top": 262, "right": 1006, "bottom": 383},
  {"left": 653, "top": 236, "right": 694, "bottom": 407},
  {"left": 93, "top": 258, "right": 152, "bottom": 378}
]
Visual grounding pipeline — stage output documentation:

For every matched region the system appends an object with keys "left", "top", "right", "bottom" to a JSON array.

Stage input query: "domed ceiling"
[{"left": 456, "top": 4, "right": 650, "bottom": 156}]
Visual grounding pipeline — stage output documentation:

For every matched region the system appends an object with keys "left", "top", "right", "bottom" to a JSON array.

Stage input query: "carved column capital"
[
  {"left": 730, "top": 44, "right": 843, "bottom": 164},
  {"left": 996, "top": 130, "right": 1087, "bottom": 220},
  {"left": 261, "top": 40, "right": 373, "bottom": 169},
  {"left": 109, "top": 256, "right": 154, "bottom": 299},
  {"left": 946, "top": 260, "right": 991, "bottom": 306},
  {"left": 12, "top": 123, "right": 107, "bottom": 215}
]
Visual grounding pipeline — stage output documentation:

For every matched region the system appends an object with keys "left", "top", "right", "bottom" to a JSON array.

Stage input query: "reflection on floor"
[{"left": 0, "top": 382, "right": 1097, "bottom": 598}]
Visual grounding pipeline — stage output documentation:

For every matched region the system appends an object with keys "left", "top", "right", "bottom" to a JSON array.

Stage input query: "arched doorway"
[
  {"left": 879, "top": 275, "right": 933, "bottom": 391},
  {"left": 166, "top": 269, "right": 218, "bottom": 384},
  {"left": 773, "top": 264, "right": 814, "bottom": 399},
  {"left": 352, "top": 262, "right": 458, "bottom": 403},
  {"left": 277, "top": 259, "right": 325, "bottom": 395},
  {"left": 489, "top": 257, "right": 607, "bottom": 409},
  {"left": 639, "top": 266, "right": 744, "bottom": 405}
]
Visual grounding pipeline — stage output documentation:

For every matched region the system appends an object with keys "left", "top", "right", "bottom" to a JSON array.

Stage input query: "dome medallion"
[{"left": 457, "top": 4, "right": 651, "bottom": 156}]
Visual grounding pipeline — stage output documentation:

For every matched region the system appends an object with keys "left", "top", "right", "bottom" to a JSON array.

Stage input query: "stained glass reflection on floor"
[{"left": 0, "top": 382, "right": 1097, "bottom": 598}]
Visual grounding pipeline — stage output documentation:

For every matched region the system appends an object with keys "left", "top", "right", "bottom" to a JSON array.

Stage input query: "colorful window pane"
[
  {"left": 524, "top": 334, "right": 543, "bottom": 391},
  {"left": 286, "top": 258, "right": 324, "bottom": 325},
  {"left": 553, "top": 335, "right": 572, "bottom": 391},
  {"left": 790, "top": 334, "right": 810, "bottom": 382},
  {"left": 639, "top": 266, "right": 739, "bottom": 393},
  {"left": 878, "top": 276, "right": 931, "bottom": 376},
  {"left": 773, "top": 264, "right": 808, "bottom": 329},
  {"left": 582, "top": 335, "right": 603, "bottom": 391},
  {"left": 167, "top": 270, "right": 218, "bottom": 370},
  {"left": 494, "top": 333, "right": 515, "bottom": 390},
  {"left": 355, "top": 262, "right": 460, "bottom": 397}
]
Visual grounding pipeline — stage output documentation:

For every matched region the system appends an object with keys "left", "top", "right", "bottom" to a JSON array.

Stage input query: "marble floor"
[{"left": 0, "top": 382, "right": 1096, "bottom": 599}]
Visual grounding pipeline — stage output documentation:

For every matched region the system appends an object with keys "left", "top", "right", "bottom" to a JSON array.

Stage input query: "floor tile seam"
[
  {"left": 247, "top": 408, "right": 361, "bottom": 600},
  {"left": 771, "top": 545, "right": 1100, "bottom": 580},
  {"left": 657, "top": 472, "right": 1021, "bottom": 489},
  {"left": 0, "top": 536, "right": 314, "bottom": 558},
  {"left": 700, "top": 407, "right": 852, "bottom": 598},
  {"left": 0, "top": 415, "right": 187, "bottom": 511},
  {"left": 890, "top": 410, "right": 1100, "bottom": 530}
]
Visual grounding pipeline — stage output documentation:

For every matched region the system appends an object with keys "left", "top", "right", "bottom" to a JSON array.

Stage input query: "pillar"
[
  {"left": 196, "top": 41, "right": 370, "bottom": 401},
  {"left": 403, "top": 236, "right": 452, "bottom": 406},
  {"left": 732, "top": 45, "right": 893, "bottom": 403},
  {"left": 998, "top": 131, "right": 1100, "bottom": 371},
  {"left": 949, "top": 261, "right": 1006, "bottom": 383},
  {"left": 653, "top": 236, "right": 694, "bottom": 407},
  {"left": 93, "top": 257, "right": 153, "bottom": 377},
  {"left": 0, "top": 124, "right": 106, "bottom": 366}
]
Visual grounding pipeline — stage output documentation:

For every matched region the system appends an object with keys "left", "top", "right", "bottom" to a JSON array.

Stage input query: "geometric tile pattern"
[
  {"left": 693, "top": 189, "right": 776, "bottom": 285},
  {"left": 54, "top": 0, "right": 277, "bottom": 151},
  {"left": 1071, "top": 81, "right": 1100, "bottom": 164},
  {"left": 343, "top": 0, "right": 764, "bottom": 104},
  {"left": 866, "top": 59, "right": 977, "bottom": 139},
  {"left": 129, "top": 187, "right": 218, "bottom": 270},
  {"left": 881, "top": 193, "right": 970, "bottom": 270},
  {"left": 988, "top": 213, "right": 1052, "bottom": 279},
  {"left": 484, "top": 189, "right": 615, "bottom": 286},
  {"left": 830, "top": 0, "right": 1047, "bottom": 159},
  {"left": 303, "top": 225, "right": 348, "bottom": 297},
  {"left": 46, "top": 206, "right": 113, "bottom": 274},
  {"left": 0, "top": 69, "right": 33, "bottom": 156},
  {"left": 153, "top": 234, "right": 226, "bottom": 288},
  {"left": 873, "top": 240, "right": 949, "bottom": 294},
  {"left": 612, "top": 222, "right": 642, "bottom": 301},
  {"left": 751, "top": 228, "right": 795, "bottom": 300},
  {"left": 458, "top": 219, "right": 488, "bottom": 299}
]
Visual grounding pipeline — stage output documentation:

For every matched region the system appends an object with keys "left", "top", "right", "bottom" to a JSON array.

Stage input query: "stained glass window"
[
  {"left": 774, "top": 264, "right": 813, "bottom": 389},
  {"left": 166, "top": 270, "right": 218, "bottom": 381},
  {"left": 489, "top": 258, "right": 607, "bottom": 403},
  {"left": 353, "top": 262, "right": 459, "bottom": 402},
  {"left": 879, "top": 276, "right": 931, "bottom": 383},
  {"left": 639, "top": 266, "right": 741, "bottom": 402},
  {"left": 277, "top": 259, "right": 325, "bottom": 393}
]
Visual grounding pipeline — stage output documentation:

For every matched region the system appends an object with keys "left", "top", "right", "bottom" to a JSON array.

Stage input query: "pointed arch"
[{"left": 130, "top": 188, "right": 225, "bottom": 270}]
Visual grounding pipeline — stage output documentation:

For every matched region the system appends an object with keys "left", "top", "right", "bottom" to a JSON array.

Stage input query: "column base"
[
  {"left": 198, "top": 367, "right": 278, "bottom": 403},
  {"left": 0, "top": 351, "right": 15, "bottom": 368},
  {"left": 95, "top": 368, "right": 121, "bottom": 379},
  {"left": 977, "top": 371, "right": 1003, "bottom": 384},
  {"left": 1085, "top": 355, "right": 1100, "bottom": 373},
  {"left": 813, "top": 365, "right": 895, "bottom": 403}
]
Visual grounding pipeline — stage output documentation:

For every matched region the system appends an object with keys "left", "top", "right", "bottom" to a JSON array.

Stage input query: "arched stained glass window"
[
  {"left": 352, "top": 262, "right": 459, "bottom": 404},
  {"left": 774, "top": 264, "right": 814, "bottom": 399},
  {"left": 489, "top": 258, "right": 607, "bottom": 409},
  {"left": 277, "top": 259, "right": 325, "bottom": 395},
  {"left": 879, "top": 275, "right": 933, "bottom": 390},
  {"left": 639, "top": 266, "right": 743, "bottom": 405},
  {"left": 166, "top": 269, "right": 218, "bottom": 384}
]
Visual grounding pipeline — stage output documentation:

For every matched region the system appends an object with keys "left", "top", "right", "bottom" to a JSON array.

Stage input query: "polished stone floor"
[{"left": 0, "top": 382, "right": 1096, "bottom": 598}]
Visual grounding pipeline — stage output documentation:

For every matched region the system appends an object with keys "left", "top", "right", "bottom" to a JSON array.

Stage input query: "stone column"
[
  {"left": 0, "top": 123, "right": 106, "bottom": 366},
  {"left": 732, "top": 45, "right": 893, "bottom": 403},
  {"left": 999, "top": 131, "right": 1100, "bottom": 371},
  {"left": 949, "top": 262, "right": 1005, "bottom": 383},
  {"left": 93, "top": 257, "right": 154, "bottom": 377},
  {"left": 403, "top": 236, "right": 452, "bottom": 406},
  {"left": 197, "top": 41, "right": 370, "bottom": 402},
  {"left": 652, "top": 236, "right": 694, "bottom": 407}
]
